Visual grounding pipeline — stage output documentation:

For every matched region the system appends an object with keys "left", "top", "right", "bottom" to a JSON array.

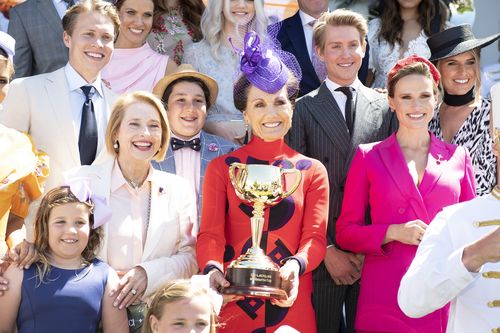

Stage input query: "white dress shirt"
[
  {"left": 171, "top": 132, "right": 201, "bottom": 206},
  {"left": 299, "top": 10, "right": 317, "bottom": 59},
  {"left": 52, "top": 0, "right": 71, "bottom": 19},
  {"left": 324, "top": 78, "right": 361, "bottom": 119},
  {"left": 398, "top": 193, "right": 500, "bottom": 333},
  {"left": 65, "top": 63, "right": 109, "bottom": 157},
  {"left": 107, "top": 161, "right": 153, "bottom": 272}
]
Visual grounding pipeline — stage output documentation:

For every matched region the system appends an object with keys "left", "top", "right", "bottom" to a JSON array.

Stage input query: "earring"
[
  {"left": 113, "top": 141, "right": 119, "bottom": 150},
  {"left": 243, "top": 123, "right": 249, "bottom": 145}
]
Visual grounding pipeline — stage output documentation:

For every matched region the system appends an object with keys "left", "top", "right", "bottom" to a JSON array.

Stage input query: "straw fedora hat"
[
  {"left": 152, "top": 64, "right": 218, "bottom": 107},
  {"left": 427, "top": 24, "right": 500, "bottom": 62}
]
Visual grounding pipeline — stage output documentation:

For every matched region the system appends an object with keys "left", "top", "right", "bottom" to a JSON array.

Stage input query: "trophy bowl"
[{"left": 224, "top": 163, "right": 301, "bottom": 300}]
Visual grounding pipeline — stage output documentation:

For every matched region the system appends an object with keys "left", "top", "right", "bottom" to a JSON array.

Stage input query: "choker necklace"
[{"left": 443, "top": 87, "right": 475, "bottom": 106}]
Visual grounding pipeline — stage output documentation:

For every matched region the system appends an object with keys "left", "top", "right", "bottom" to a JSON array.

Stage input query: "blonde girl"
[{"left": 143, "top": 279, "right": 220, "bottom": 333}]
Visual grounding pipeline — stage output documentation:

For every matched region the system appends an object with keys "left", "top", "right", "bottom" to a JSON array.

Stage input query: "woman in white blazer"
[{"left": 65, "top": 91, "right": 198, "bottom": 331}]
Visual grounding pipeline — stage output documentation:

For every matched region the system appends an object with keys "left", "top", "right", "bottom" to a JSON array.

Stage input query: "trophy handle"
[
  {"left": 280, "top": 168, "right": 302, "bottom": 199},
  {"left": 229, "top": 162, "right": 247, "bottom": 194}
]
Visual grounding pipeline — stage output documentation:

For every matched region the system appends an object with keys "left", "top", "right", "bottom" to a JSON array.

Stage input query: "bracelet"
[{"left": 203, "top": 264, "right": 224, "bottom": 275}]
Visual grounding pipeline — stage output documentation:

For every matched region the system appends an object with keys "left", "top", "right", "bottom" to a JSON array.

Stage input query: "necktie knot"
[
  {"left": 335, "top": 86, "right": 352, "bottom": 99},
  {"left": 307, "top": 20, "right": 317, "bottom": 28},
  {"left": 171, "top": 137, "right": 201, "bottom": 152},
  {"left": 81, "top": 85, "right": 95, "bottom": 102}
]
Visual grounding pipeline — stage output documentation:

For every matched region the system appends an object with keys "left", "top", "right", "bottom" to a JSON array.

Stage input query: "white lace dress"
[{"left": 368, "top": 18, "right": 432, "bottom": 89}]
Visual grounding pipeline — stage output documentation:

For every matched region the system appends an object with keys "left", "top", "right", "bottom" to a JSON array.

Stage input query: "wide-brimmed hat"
[
  {"left": 152, "top": 64, "right": 218, "bottom": 107},
  {"left": 428, "top": 24, "right": 500, "bottom": 62}
]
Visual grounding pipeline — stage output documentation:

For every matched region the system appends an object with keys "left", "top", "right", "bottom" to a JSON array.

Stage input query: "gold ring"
[{"left": 130, "top": 289, "right": 137, "bottom": 296}]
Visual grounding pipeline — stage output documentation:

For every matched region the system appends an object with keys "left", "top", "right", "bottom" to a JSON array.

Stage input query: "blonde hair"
[
  {"left": 62, "top": 0, "right": 120, "bottom": 37},
  {"left": 105, "top": 91, "right": 170, "bottom": 162},
  {"left": 200, "top": 0, "right": 268, "bottom": 60},
  {"left": 436, "top": 49, "right": 482, "bottom": 102},
  {"left": 34, "top": 186, "right": 102, "bottom": 281},
  {"left": 142, "top": 279, "right": 218, "bottom": 333},
  {"left": 314, "top": 9, "right": 368, "bottom": 53}
]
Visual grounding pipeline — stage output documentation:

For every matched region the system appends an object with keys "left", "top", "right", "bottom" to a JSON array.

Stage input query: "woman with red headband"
[{"left": 336, "top": 55, "right": 476, "bottom": 333}]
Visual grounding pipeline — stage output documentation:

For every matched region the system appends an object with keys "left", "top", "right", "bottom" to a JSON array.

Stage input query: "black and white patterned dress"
[{"left": 429, "top": 97, "right": 496, "bottom": 196}]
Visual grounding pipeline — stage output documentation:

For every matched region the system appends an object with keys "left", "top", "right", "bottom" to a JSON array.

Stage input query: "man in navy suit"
[
  {"left": 152, "top": 64, "right": 239, "bottom": 222},
  {"left": 275, "top": 0, "right": 369, "bottom": 96}
]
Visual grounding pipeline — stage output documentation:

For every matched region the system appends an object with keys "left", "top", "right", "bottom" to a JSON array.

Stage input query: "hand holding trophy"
[{"left": 224, "top": 163, "right": 301, "bottom": 300}]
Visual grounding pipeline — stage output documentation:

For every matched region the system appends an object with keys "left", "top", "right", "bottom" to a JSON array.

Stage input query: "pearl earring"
[{"left": 113, "top": 141, "right": 119, "bottom": 149}]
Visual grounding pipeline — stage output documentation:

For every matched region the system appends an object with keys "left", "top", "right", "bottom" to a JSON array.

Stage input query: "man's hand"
[
  {"left": 462, "top": 226, "right": 500, "bottom": 272},
  {"left": 324, "top": 246, "right": 364, "bottom": 285}
]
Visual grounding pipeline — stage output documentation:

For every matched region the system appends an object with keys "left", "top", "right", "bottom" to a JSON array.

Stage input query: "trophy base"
[{"left": 224, "top": 267, "right": 288, "bottom": 300}]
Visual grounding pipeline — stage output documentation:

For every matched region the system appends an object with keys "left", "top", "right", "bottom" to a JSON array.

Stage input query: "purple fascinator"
[
  {"left": 235, "top": 31, "right": 302, "bottom": 95},
  {"left": 65, "top": 177, "right": 112, "bottom": 229}
]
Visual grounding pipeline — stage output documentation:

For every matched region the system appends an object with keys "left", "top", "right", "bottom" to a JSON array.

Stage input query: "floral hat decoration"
[{"left": 234, "top": 30, "right": 302, "bottom": 95}]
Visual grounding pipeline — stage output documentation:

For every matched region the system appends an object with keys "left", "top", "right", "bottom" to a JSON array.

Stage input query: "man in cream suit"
[
  {"left": 287, "top": 9, "right": 397, "bottom": 333},
  {"left": 0, "top": 0, "right": 119, "bottom": 240}
]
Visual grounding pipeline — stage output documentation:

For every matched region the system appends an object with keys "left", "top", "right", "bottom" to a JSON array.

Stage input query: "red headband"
[{"left": 387, "top": 54, "right": 441, "bottom": 86}]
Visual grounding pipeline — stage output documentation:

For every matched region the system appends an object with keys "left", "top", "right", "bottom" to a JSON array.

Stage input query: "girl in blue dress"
[{"left": 0, "top": 185, "right": 128, "bottom": 333}]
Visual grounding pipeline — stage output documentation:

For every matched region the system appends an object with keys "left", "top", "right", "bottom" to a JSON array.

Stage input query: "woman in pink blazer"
[{"left": 336, "top": 55, "right": 476, "bottom": 333}]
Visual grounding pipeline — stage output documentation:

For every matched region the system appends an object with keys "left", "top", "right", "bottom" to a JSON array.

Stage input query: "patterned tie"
[
  {"left": 170, "top": 137, "right": 201, "bottom": 151},
  {"left": 335, "top": 86, "right": 354, "bottom": 135},
  {"left": 309, "top": 20, "right": 327, "bottom": 82},
  {"left": 79, "top": 85, "right": 98, "bottom": 165}
]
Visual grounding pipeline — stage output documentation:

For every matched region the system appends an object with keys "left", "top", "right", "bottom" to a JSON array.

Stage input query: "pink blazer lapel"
[
  {"left": 417, "top": 133, "right": 452, "bottom": 197},
  {"left": 377, "top": 133, "right": 430, "bottom": 221}
]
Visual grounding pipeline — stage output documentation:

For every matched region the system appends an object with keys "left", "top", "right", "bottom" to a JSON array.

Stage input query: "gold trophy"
[{"left": 225, "top": 163, "right": 301, "bottom": 300}]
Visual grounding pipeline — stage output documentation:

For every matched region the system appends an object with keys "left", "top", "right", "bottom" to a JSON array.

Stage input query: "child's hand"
[
  {"left": 271, "top": 259, "right": 300, "bottom": 308},
  {"left": 109, "top": 266, "right": 148, "bottom": 309}
]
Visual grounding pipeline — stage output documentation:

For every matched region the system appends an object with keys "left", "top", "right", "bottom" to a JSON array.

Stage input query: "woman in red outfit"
[{"left": 196, "top": 31, "right": 329, "bottom": 332}]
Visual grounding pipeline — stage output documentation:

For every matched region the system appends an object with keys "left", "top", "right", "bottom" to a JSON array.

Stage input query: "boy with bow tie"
[{"left": 152, "top": 64, "right": 239, "bottom": 221}]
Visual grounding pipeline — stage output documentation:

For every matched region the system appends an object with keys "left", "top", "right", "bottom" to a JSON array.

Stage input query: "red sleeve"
[
  {"left": 336, "top": 148, "right": 390, "bottom": 255},
  {"left": 459, "top": 147, "right": 476, "bottom": 202},
  {"left": 293, "top": 161, "right": 329, "bottom": 274},
  {"left": 196, "top": 158, "right": 228, "bottom": 271}
]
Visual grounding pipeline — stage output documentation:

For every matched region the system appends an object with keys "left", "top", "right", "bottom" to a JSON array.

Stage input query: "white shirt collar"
[
  {"left": 64, "top": 63, "right": 104, "bottom": 98},
  {"left": 325, "top": 77, "right": 361, "bottom": 93},
  {"left": 299, "top": 10, "right": 317, "bottom": 27}
]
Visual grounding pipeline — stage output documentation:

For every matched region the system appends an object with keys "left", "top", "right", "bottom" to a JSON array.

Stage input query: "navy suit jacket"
[
  {"left": 152, "top": 131, "right": 239, "bottom": 221},
  {"left": 274, "top": 11, "right": 370, "bottom": 97}
]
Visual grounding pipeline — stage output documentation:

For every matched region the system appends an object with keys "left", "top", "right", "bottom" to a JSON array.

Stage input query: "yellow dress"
[{"left": 0, "top": 124, "right": 48, "bottom": 255}]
